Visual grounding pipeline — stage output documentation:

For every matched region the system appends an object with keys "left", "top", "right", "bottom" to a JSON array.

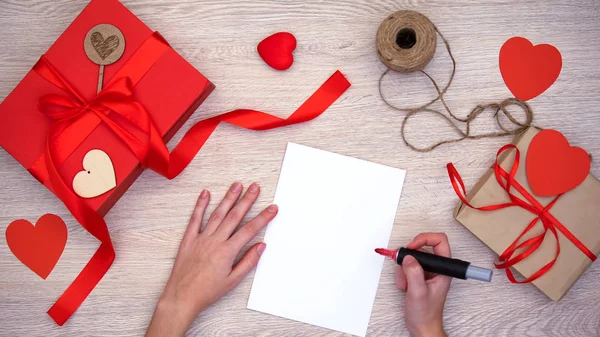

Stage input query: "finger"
[
  {"left": 395, "top": 266, "right": 407, "bottom": 291},
  {"left": 227, "top": 242, "right": 266, "bottom": 287},
  {"left": 203, "top": 182, "right": 243, "bottom": 235},
  {"left": 183, "top": 190, "right": 210, "bottom": 242},
  {"left": 228, "top": 205, "right": 278, "bottom": 251},
  {"left": 428, "top": 274, "right": 452, "bottom": 298},
  {"left": 424, "top": 271, "right": 437, "bottom": 280},
  {"left": 402, "top": 255, "right": 428, "bottom": 301},
  {"left": 407, "top": 233, "right": 451, "bottom": 258},
  {"left": 214, "top": 183, "right": 260, "bottom": 239}
]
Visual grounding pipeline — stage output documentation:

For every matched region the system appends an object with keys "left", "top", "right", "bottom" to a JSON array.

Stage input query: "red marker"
[{"left": 375, "top": 247, "right": 492, "bottom": 282}]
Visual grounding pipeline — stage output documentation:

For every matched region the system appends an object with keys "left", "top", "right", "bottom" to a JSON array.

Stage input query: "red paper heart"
[
  {"left": 257, "top": 32, "right": 296, "bottom": 71},
  {"left": 526, "top": 129, "right": 590, "bottom": 196},
  {"left": 499, "top": 37, "right": 562, "bottom": 101},
  {"left": 5, "top": 214, "right": 67, "bottom": 279}
]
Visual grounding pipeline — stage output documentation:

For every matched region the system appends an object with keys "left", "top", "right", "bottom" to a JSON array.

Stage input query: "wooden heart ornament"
[
  {"left": 526, "top": 130, "right": 591, "bottom": 196},
  {"left": 500, "top": 37, "right": 562, "bottom": 101},
  {"left": 257, "top": 32, "right": 296, "bottom": 71},
  {"left": 6, "top": 214, "right": 68, "bottom": 279},
  {"left": 72, "top": 149, "right": 116, "bottom": 198}
]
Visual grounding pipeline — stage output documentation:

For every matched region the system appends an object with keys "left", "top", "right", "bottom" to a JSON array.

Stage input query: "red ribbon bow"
[
  {"left": 447, "top": 144, "right": 596, "bottom": 283},
  {"left": 35, "top": 58, "right": 169, "bottom": 175},
  {"left": 25, "top": 32, "right": 350, "bottom": 325}
]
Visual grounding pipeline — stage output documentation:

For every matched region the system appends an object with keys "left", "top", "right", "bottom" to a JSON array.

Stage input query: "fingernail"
[
  {"left": 231, "top": 182, "right": 242, "bottom": 193},
  {"left": 257, "top": 243, "right": 266, "bottom": 255},
  {"left": 267, "top": 204, "right": 278, "bottom": 213},
  {"left": 249, "top": 183, "right": 259, "bottom": 193},
  {"left": 402, "top": 255, "right": 417, "bottom": 265},
  {"left": 200, "top": 189, "right": 208, "bottom": 199}
]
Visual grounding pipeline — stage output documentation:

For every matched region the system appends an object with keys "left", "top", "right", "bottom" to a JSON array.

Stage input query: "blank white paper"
[{"left": 247, "top": 143, "right": 406, "bottom": 337}]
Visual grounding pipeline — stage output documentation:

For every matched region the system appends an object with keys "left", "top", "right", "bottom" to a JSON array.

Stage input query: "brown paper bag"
[{"left": 454, "top": 127, "right": 600, "bottom": 301}]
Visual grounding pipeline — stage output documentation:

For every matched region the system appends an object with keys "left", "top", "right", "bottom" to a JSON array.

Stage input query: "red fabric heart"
[
  {"left": 526, "top": 129, "right": 591, "bottom": 196},
  {"left": 257, "top": 32, "right": 296, "bottom": 71},
  {"left": 5, "top": 214, "right": 67, "bottom": 279},
  {"left": 499, "top": 37, "right": 562, "bottom": 101}
]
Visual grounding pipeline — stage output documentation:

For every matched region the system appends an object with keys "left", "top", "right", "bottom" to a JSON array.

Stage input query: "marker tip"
[{"left": 374, "top": 248, "right": 397, "bottom": 259}]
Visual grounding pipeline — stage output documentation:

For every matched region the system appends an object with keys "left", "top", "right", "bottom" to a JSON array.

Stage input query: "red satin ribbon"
[
  {"left": 29, "top": 33, "right": 350, "bottom": 325},
  {"left": 447, "top": 144, "right": 596, "bottom": 283}
]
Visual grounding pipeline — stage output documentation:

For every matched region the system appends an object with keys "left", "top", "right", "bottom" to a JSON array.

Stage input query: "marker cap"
[{"left": 465, "top": 265, "right": 493, "bottom": 282}]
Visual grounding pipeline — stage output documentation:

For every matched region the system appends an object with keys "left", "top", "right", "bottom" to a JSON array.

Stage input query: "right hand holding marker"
[{"left": 396, "top": 233, "right": 451, "bottom": 337}]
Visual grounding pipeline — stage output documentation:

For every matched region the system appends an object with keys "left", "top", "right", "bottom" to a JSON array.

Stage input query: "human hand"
[
  {"left": 396, "top": 233, "right": 451, "bottom": 337},
  {"left": 146, "top": 182, "right": 278, "bottom": 337}
]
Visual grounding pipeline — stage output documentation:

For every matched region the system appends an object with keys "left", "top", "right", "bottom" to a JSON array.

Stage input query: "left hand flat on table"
[{"left": 146, "top": 182, "right": 278, "bottom": 337}]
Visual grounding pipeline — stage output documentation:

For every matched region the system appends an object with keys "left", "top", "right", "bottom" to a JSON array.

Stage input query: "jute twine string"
[{"left": 376, "top": 11, "right": 534, "bottom": 152}]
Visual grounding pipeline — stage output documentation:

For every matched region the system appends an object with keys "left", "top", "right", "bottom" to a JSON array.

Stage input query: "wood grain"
[{"left": 1, "top": 0, "right": 600, "bottom": 336}]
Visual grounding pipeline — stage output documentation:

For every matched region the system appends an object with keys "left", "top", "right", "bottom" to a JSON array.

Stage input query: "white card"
[{"left": 247, "top": 143, "right": 406, "bottom": 337}]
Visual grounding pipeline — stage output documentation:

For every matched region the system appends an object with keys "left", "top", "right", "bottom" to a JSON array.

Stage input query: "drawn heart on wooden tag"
[
  {"left": 6, "top": 214, "right": 68, "bottom": 279},
  {"left": 257, "top": 32, "right": 296, "bottom": 71},
  {"left": 72, "top": 149, "right": 116, "bottom": 198},
  {"left": 499, "top": 37, "right": 562, "bottom": 101},
  {"left": 90, "top": 32, "right": 120, "bottom": 60},
  {"left": 526, "top": 129, "right": 590, "bottom": 196}
]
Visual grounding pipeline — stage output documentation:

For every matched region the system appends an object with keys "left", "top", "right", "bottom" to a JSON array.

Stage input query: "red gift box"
[
  {"left": 0, "top": 0, "right": 216, "bottom": 326},
  {"left": 0, "top": 0, "right": 214, "bottom": 215}
]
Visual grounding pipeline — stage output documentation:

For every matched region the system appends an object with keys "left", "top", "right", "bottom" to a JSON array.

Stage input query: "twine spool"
[
  {"left": 376, "top": 11, "right": 437, "bottom": 72},
  {"left": 376, "top": 11, "right": 535, "bottom": 152}
]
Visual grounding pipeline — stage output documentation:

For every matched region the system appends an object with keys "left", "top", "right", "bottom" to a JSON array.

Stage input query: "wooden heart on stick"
[{"left": 84, "top": 23, "right": 125, "bottom": 93}]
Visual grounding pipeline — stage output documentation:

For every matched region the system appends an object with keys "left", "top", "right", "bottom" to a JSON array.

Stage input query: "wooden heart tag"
[{"left": 72, "top": 149, "right": 117, "bottom": 199}]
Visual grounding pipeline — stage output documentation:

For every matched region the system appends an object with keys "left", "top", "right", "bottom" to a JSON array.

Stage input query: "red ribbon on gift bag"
[
  {"left": 447, "top": 144, "right": 596, "bottom": 284},
  {"left": 26, "top": 32, "right": 351, "bottom": 325}
]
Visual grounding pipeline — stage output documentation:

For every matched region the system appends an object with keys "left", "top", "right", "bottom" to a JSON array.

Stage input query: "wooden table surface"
[{"left": 1, "top": 0, "right": 600, "bottom": 336}]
